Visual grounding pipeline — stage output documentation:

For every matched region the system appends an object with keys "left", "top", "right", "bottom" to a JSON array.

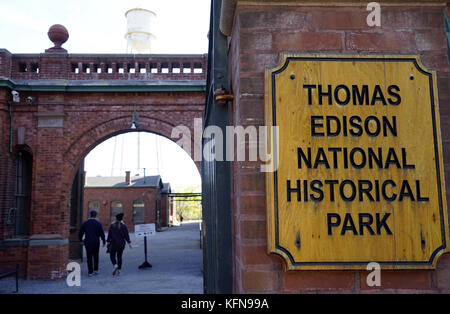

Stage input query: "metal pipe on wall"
[{"left": 219, "top": 0, "right": 237, "bottom": 36}]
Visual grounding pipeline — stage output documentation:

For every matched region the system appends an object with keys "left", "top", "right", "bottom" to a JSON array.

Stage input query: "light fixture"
[
  {"left": 11, "top": 90, "right": 20, "bottom": 103},
  {"left": 131, "top": 102, "right": 139, "bottom": 129},
  {"left": 26, "top": 96, "right": 35, "bottom": 104}
]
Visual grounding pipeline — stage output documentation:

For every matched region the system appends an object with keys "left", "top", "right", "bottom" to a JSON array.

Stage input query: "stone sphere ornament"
[{"left": 46, "top": 24, "right": 69, "bottom": 52}]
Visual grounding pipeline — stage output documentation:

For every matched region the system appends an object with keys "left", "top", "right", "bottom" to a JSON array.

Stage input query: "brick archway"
[
  {"left": 62, "top": 114, "right": 200, "bottom": 212},
  {"left": 28, "top": 109, "right": 203, "bottom": 279},
  {"left": 63, "top": 114, "right": 199, "bottom": 179},
  {"left": 22, "top": 110, "right": 203, "bottom": 279},
  {"left": 0, "top": 51, "right": 206, "bottom": 279}
]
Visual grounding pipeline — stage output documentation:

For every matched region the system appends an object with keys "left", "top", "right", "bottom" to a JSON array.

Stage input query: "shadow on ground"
[{"left": 0, "top": 221, "right": 203, "bottom": 294}]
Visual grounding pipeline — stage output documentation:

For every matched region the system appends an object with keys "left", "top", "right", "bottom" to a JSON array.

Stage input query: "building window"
[
  {"left": 110, "top": 200, "right": 123, "bottom": 223},
  {"left": 14, "top": 150, "right": 32, "bottom": 237},
  {"left": 133, "top": 200, "right": 145, "bottom": 224},
  {"left": 88, "top": 201, "right": 99, "bottom": 216}
]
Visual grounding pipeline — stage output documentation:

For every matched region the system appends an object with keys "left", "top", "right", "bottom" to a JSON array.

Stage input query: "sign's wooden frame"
[{"left": 265, "top": 54, "right": 449, "bottom": 270}]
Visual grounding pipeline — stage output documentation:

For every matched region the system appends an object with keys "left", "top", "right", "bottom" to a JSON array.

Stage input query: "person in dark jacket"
[
  {"left": 107, "top": 213, "right": 132, "bottom": 275},
  {"left": 79, "top": 210, "right": 106, "bottom": 276}
]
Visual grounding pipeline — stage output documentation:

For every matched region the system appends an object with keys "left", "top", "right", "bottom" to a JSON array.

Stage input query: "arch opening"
[{"left": 66, "top": 128, "right": 203, "bottom": 293}]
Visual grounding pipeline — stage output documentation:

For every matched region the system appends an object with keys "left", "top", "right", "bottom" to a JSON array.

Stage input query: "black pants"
[
  {"left": 85, "top": 245, "right": 100, "bottom": 274},
  {"left": 109, "top": 249, "right": 124, "bottom": 269}
]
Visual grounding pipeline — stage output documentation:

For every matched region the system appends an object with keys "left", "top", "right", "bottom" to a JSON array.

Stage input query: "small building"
[{"left": 83, "top": 171, "right": 170, "bottom": 232}]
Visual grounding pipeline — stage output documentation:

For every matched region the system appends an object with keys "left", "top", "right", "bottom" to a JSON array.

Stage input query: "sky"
[
  {"left": 0, "top": 0, "right": 210, "bottom": 190},
  {"left": 85, "top": 132, "right": 201, "bottom": 190},
  {"left": 0, "top": 0, "right": 210, "bottom": 54}
]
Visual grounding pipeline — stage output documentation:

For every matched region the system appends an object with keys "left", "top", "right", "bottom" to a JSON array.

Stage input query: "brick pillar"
[
  {"left": 28, "top": 108, "right": 68, "bottom": 279},
  {"left": 39, "top": 53, "right": 69, "bottom": 80},
  {"left": 228, "top": 2, "right": 450, "bottom": 293},
  {"left": 0, "top": 49, "right": 12, "bottom": 77},
  {"left": 0, "top": 89, "right": 16, "bottom": 240}
]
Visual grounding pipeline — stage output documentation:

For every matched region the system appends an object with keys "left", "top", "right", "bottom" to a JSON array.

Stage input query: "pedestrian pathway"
[{"left": 0, "top": 221, "right": 203, "bottom": 294}]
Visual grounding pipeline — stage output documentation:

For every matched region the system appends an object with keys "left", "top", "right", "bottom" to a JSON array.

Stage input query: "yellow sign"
[{"left": 265, "top": 54, "right": 449, "bottom": 270}]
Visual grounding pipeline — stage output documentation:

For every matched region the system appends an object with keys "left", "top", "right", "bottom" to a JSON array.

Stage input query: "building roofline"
[
  {"left": 0, "top": 78, "right": 206, "bottom": 92},
  {"left": 3, "top": 51, "right": 207, "bottom": 59}
]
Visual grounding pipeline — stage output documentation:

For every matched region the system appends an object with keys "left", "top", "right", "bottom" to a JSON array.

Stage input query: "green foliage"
[{"left": 173, "top": 185, "right": 201, "bottom": 221}]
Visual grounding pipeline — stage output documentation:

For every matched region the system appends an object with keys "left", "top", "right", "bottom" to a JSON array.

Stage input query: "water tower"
[{"left": 125, "top": 7, "right": 156, "bottom": 53}]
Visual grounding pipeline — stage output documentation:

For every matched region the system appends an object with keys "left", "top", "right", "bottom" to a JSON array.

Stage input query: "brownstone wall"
[{"left": 230, "top": 3, "right": 450, "bottom": 293}]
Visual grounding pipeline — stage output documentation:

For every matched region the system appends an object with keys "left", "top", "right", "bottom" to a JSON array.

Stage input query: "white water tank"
[{"left": 125, "top": 8, "right": 156, "bottom": 53}]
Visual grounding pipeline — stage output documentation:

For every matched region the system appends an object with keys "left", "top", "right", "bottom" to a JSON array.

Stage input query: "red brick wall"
[
  {"left": 230, "top": 3, "right": 450, "bottom": 293},
  {"left": 83, "top": 187, "right": 161, "bottom": 232},
  {"left": 0, "top": 245, "right": 27, "bottom": 278},
  {"left": 0, "top": 90, "right": 16, "bottom": 240},
  {"left": 0, "top": 50, "right": 12, "bottom": 76},
  {"left": 27, "top": 244, "right": 68, "bottom": 280}
]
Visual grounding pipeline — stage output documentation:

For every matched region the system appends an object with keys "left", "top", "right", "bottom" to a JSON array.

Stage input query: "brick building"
[{"left": 83, "top": 171, "right": 172, "bottom": 232}]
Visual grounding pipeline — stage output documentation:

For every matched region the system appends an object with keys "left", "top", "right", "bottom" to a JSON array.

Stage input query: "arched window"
[{"left": 14, "top": 149, "right": 32, "bottom": 237}]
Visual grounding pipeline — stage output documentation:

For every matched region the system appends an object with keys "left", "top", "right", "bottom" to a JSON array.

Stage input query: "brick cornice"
[
  {"left": 219, "top": 0, "right": 448, "bottom": 36},
  {"left": 0, "top": 78, "right": 206, "bottom": 93}
]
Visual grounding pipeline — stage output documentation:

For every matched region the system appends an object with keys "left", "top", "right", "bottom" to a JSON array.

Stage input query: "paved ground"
[{"left": 0, "top": 221, "right": 203, "bottom": 294}]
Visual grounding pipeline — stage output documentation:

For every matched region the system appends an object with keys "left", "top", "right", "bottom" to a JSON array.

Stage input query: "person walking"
[
  {"left": 78, "top": 210, "right": 106, "bottom": 276},
  {"left": 107, "top": 213, "right": 132, "bottom": 275}
]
